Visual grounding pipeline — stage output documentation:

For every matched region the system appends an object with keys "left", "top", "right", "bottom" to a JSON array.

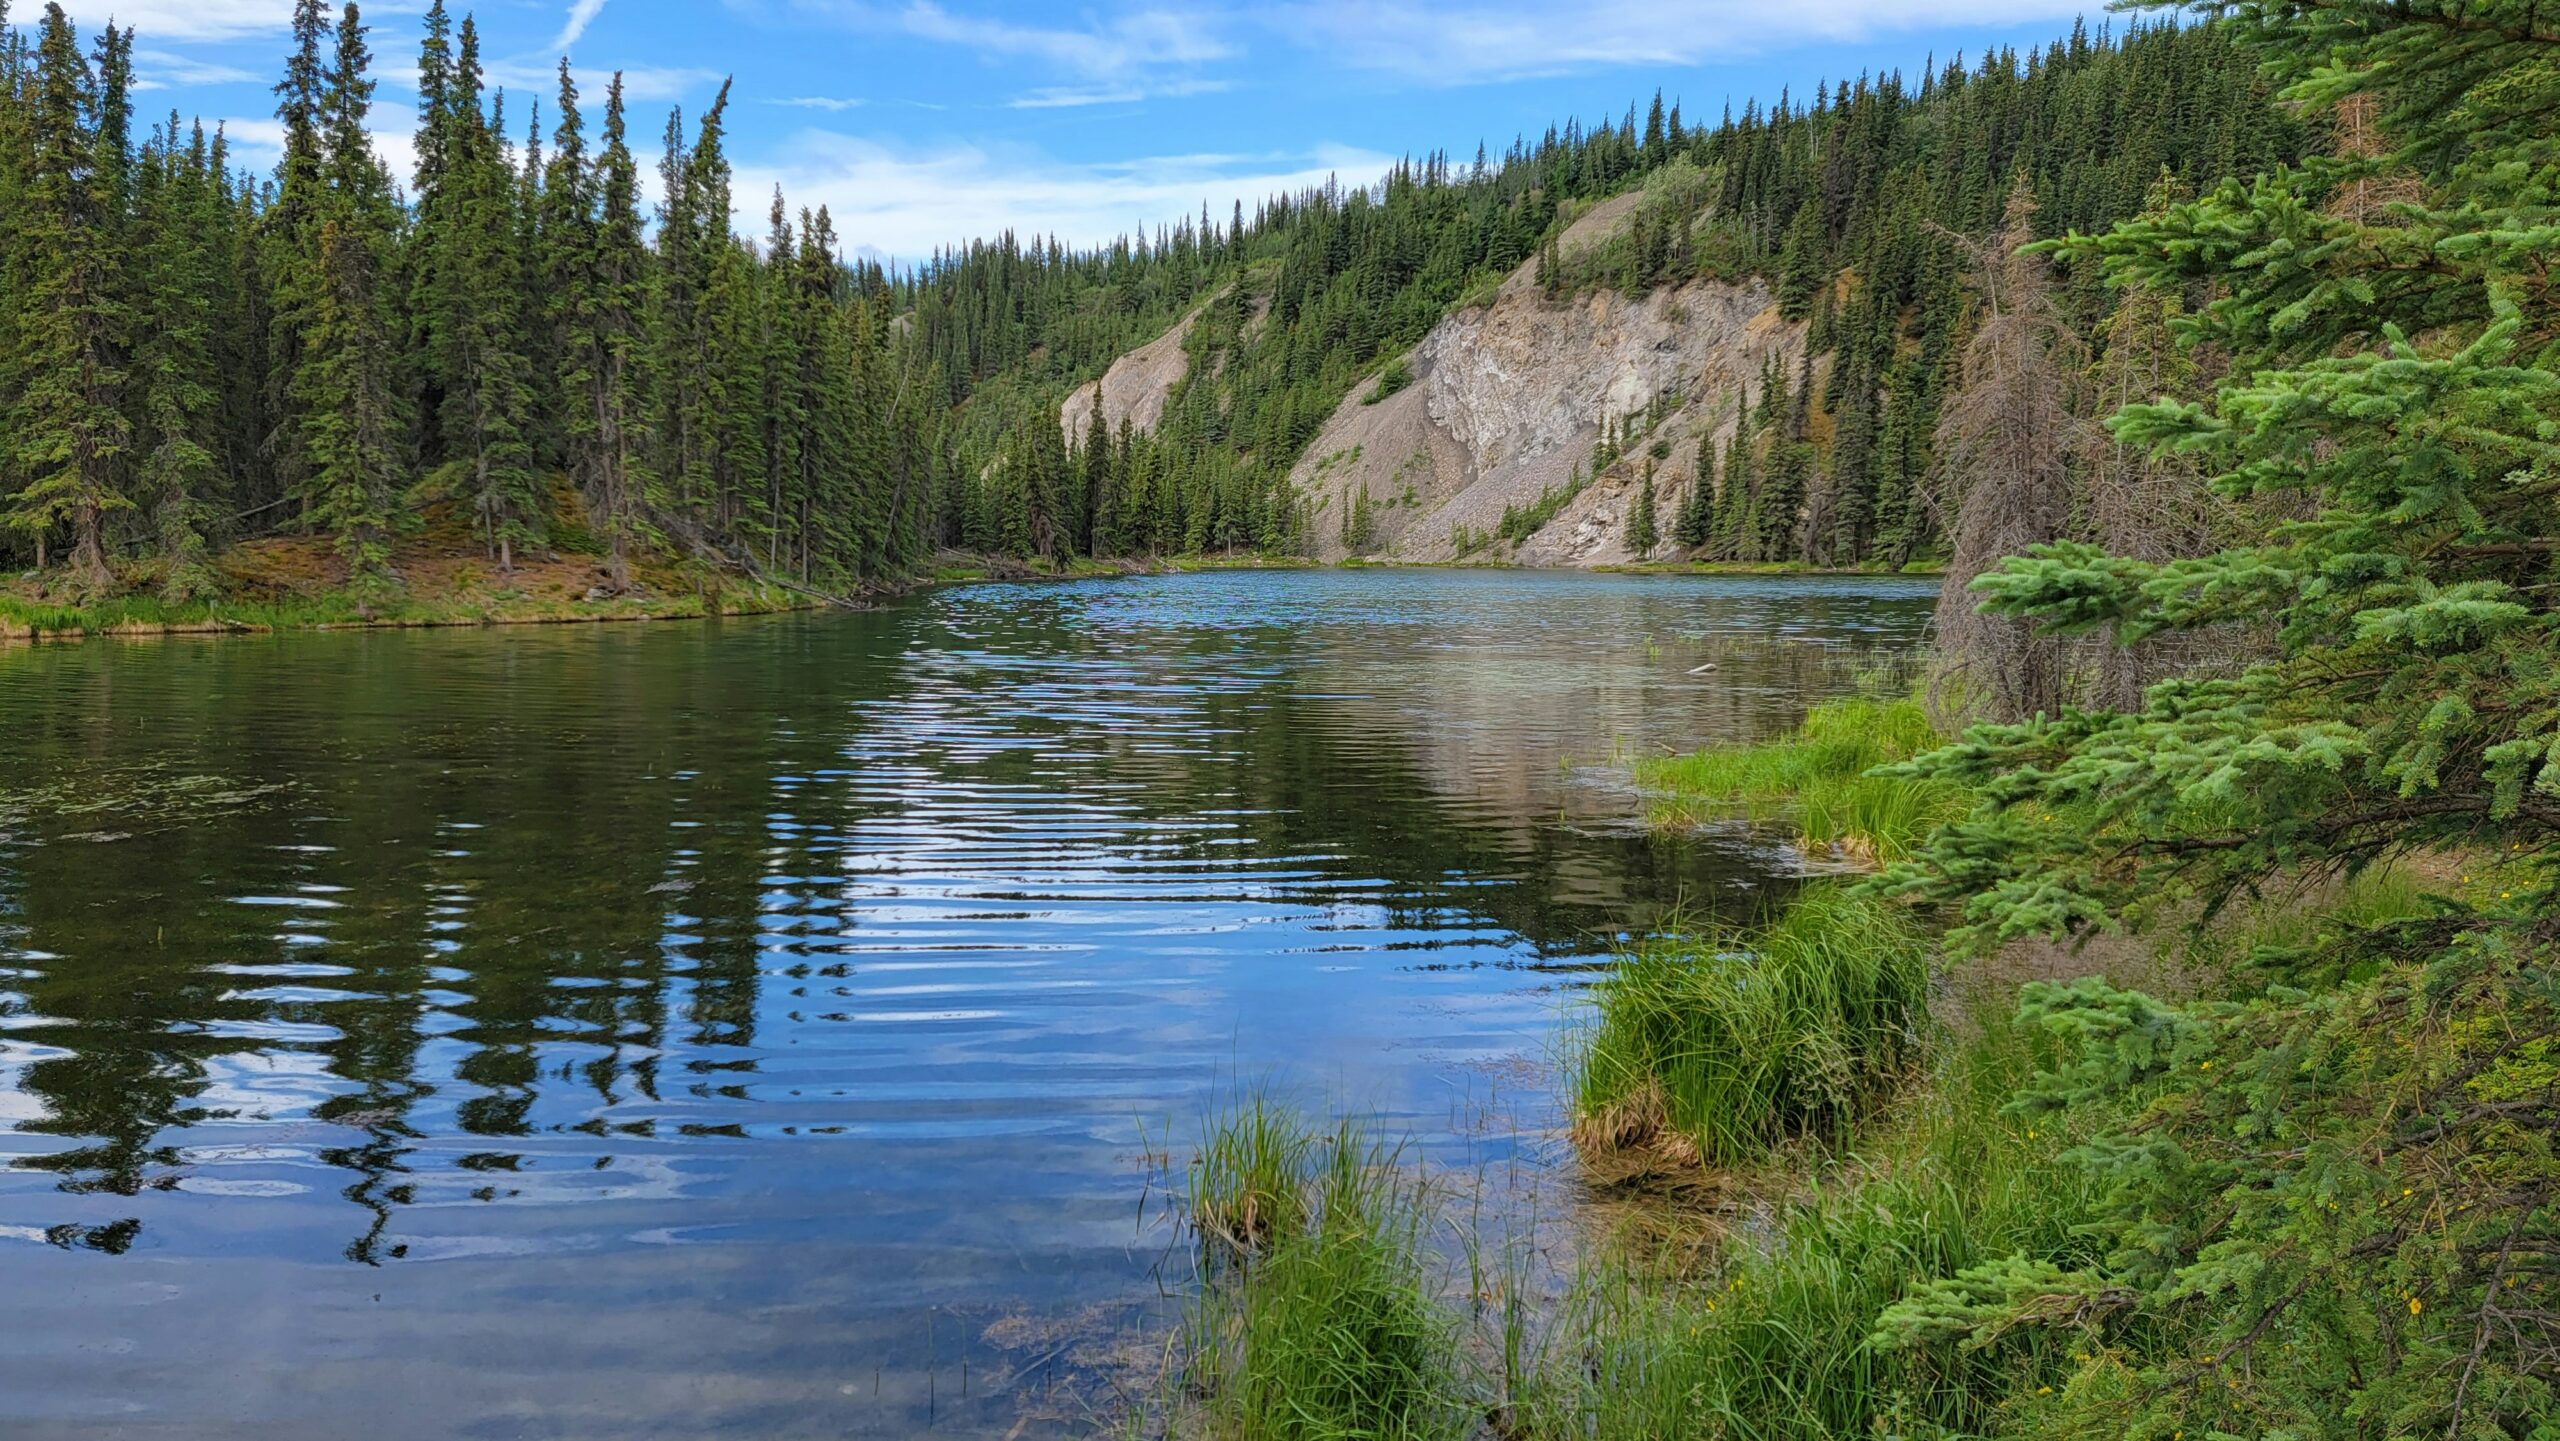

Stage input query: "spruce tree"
[
  {"left": 0, "top": 2, "right": 30, "bottom": 542},
  {"left": 577, "top": 73, "right": 658, "bottom": 590},
  {"left": 1671, "top": 429, "right": 1714, "bottom": 550},
  {"left": 1825, "top": 360, "right": 1879, "bottom": 564},
  {"left": 1774, "top": 196, "right": 1827, "bottom": 321},
  {"left": 1710, "top": 404, "right": 1754, "bottom": 560},
  {"left": 131, "top": 118, "right": 228, "bottom": 600},
  {"left": 1625, "top": 461, "right": 1658, "bottom": 558},
  {"left": 442, "top": 17, "right": 540, "bottom": 569},
  {"left": 1081, "top": 386, "right": 1111, "bottom": 556},
  {"left": 405, "top": 0, "right": 458, "bottom": 467},
  {"left": 1755, "top": 440, "right": 1808, "bottom": 562},
  {"left": 293, "top": 1, "right": 407, "bottom": 596},
  {"left": 2, "top": 3, "right": 130, "bottom": 594},
  {"left": 756, "top": 187, "right": 801, "bottom": 570},
  {"left": 264, "top": 0, "right": 331, "bottom": 517},
  {"left": 1879, "top": 6, "right": 2560, "bottom": 1431}
]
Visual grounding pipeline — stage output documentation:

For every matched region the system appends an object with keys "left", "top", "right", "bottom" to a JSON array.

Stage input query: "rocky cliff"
[
  {"left": 1058, "top": 202, "right": 1807, "bottom": 568},
  {"left": 1059, "top": 300, "right": 1203, "bottom": 443},
  {"left": 1301, "top": 196, "right": 1804, "bottom": 566}
]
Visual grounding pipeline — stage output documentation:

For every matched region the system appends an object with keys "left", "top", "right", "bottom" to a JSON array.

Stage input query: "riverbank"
[
  {"left": 0, "top": 529, "right": 823, "bottom": 640},
  {"left": 3, "top": 529, "right": 1340, "bottom": 640},
  {"left": 1335, "top": 554, "right": 1946, "bottom": 578},
  {"left": 6, "top": 535, "right": 1862, "bottom": 642},
  {"left": 1145, "top": 690, "right": 2537, "bottom": 1440}
]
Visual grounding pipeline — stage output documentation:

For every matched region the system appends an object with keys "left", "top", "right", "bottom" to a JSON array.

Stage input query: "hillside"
[{"left": 1285, "top": 200, "right": 1801, "bottom": 567}]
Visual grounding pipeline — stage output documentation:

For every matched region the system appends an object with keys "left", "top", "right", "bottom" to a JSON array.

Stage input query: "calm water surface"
[{"left": 0, "top": 568, "right": 1932, "bottom": 1438}]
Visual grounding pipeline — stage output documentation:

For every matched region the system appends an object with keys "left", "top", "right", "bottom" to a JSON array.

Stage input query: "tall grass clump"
[
  {"left": 1189, "top": 1086, "right": 1317, "bottom": 1253},
  {"left": 1175, "top": 1106, "right": 1468, "bottom": 1441},
  {"left": 1537, "top": 1009, "right": 2119, "bottom": 1441},
  {"left": 1637, "top": 695, "right": 1966, "bottom": 862},
  {"left": 1569, "top": 885, "right": 1930, "bottom": 1169}
]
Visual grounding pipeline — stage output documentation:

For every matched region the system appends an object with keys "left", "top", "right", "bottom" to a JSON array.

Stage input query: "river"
[{"left": 0, "top": 568, "right": 1933, "bottom": 1438}]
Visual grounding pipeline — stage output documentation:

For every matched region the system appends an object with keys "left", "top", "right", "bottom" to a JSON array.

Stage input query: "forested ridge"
[{"left": 0, "top": 0, "right": 2305, "bottom": 607}]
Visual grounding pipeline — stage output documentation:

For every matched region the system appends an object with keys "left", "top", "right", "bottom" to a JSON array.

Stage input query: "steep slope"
[
  {"left": 1276, "top": 196, "right": 1802, "bottom": 567},
  {"left": 1058, "top": 299, "right": 1205, "bottom": 442}
]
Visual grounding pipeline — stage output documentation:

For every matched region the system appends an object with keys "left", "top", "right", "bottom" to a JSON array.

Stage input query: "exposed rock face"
[
  {"left": 1059, "top": 302, "right": 1201, "bottom": 444},
  {"left": 1056, "top": 199, "right": 1805, "bottom": 566},
  {"left": 1292, "top": 254, "right": 1802, "bottom": 566}
]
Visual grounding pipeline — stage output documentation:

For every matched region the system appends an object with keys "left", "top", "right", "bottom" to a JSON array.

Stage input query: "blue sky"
[{"left": 57, "top": 0, "right": 2109, "bottom": 262}]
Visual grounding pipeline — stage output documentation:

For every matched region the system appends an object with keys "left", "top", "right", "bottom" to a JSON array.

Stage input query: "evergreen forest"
[{"left": 1, "top": 0, "right": 2303, "bottom": 604}]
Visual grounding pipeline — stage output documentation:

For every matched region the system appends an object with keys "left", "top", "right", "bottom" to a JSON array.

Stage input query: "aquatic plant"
[
  {"left": 1187, "top": 1087, "right": 1317, "bottom": 1254},
  {"left": 1176, "top": 1106, "right": 1466, "bottom": 1441}
]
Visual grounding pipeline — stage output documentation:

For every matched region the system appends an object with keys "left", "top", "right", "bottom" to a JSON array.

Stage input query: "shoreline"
[{"left": 3, "top": 549, "right": 1936, "bottom": 643}]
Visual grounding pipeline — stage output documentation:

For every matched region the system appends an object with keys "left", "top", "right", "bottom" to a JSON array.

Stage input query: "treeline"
[
  {"left": 1639, "top": 17, "right": 2304, "bottom": 570},
  {"left": 931, "top": 17, "right": 2303, "bottom": 570},
  {"left": 0, "top": 0, "right": 2303, "bottom": 597},
  {"left": 0, "top": 0, "right": 934, "bottom": 601}
]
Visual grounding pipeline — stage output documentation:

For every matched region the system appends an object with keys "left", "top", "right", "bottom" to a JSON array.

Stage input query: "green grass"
[
  {"left": 1635, "top": 695, "right": 1968, "bottom": 862},
  {"left": 1536, "top": 1009, "right": 2116, "bottom": 1441},
  {"left": 1174, "top": 1104, "right": 1467, "bottom": 1441},
  {"left": 2183, "top": 861, "right": 2436, "bottom": 990},
  {"left": 1162, "top": 1014, "right": 2117, "bottom": 1441},
  {"left": 1188, "top": 1086, "right": 1317, "bottom": 1253},
  {"left": 0, "top": 569, "right": 807, "bottom": 637},
  {"left": 1567, "top": 884, "right": 1932, "bottom": 1168}
]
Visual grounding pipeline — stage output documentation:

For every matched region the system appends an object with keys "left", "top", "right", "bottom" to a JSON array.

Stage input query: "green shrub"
[{"left": 1362, "top": 358, "right": 1413, "bottom": 405}]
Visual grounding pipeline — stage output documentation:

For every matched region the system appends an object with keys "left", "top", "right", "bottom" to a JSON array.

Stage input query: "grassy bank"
[
  {"left": 6, "top": 530, "right": 1330, "bottom": 640},
  {"left": 1154, "top": 856, "right": 2459, "bottom": 1440},
  {"left": 1568, "top": 884, "right": 1931, "bottom": 1169},
  {"left": 1634, "top": 694, "right": 1969, "bottom": 862},
  {"left": 0, "top": 512, "right": 822, "bottom": 639},
  {"left": 1143, "top": 683, "right": 2506, "bottom": 1439},
  {"left": 10, "top": 540, "right": 1893, "bottom": 641},
  {"left": 1596, "top": 558, "right": 1946, "bottom": 578},
  {"left": 1158, "top": 998, "right": 2102, "bottom": 1441}
]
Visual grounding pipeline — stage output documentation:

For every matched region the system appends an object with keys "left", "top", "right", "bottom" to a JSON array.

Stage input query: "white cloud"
[
  {"left": 894, "top": 1, "right": 1230, "bottom": 76},
  {"left": 1277, "top": 0, "right": 2096, "bottom": 83},
  {"left": 214, "top": 115, "right": 422, "bottom": 194},
  {"left": 735, "top": 132, "right": 1392, "bottom": 263},
  {"left": 1008, "top": 76, "right": 1234, "bottom": 109},
  {"left": 484, "top": 60, "right": 725, "bottom": 107},
  {"left": 52, "top": 0, "right": 294, "bottom": 43},
  {"left": 553, "top": 0, "right": 610, "bottom": 51},
  {"left": 771, "top": 96, "right": 867, "bottom": 111},
  {"left": 132, "top": 48, "right": 262, "bottom": 92},
  {"left": 785, "top": 1, "right": 1232, "bottom": 107}
]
